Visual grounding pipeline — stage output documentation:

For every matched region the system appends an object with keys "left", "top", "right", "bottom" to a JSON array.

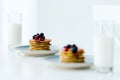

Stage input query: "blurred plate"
[
  {"left": 14, "top": 45, "right": 59, "bottom": 57},
  {"left": 43, "top": 54, "right": 93, "bottom": 69}
]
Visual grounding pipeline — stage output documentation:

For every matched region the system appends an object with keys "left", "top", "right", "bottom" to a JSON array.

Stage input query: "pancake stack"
[
  {"left": 59, "top": 44, "right": 84, "bottom": 63},
  {"left": 29, "top": 33, "right": 51, "bottom": 50}
]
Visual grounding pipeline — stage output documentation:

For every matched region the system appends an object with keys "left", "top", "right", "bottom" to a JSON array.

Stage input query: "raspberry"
[
  {"left": 39, "top": 38, "right": 43, "bottom": 41},
  {"left": 64, "top": 46, "right": 66, "bottom": 48},
  {"left": 42, "top": 36, "right": 45, "bottom": 40},
  {"left": 35, "top": 35, "right": 39, "bottom": 40},
  {"left": 41, "top": 38, "right": 44, "bottom": 41},
  {"left": 63, "top": 46, "right": 68, "bottom": 51},
  {"left": 64, "top": 47, "right": 68, "bottom": 51}
]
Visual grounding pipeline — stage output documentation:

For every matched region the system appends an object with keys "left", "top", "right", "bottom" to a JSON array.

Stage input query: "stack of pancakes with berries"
[
  {"left": 59, "top": 44, "right": 85, "bottom": 63},
  {"left": 29, "top": 33, "right": 51, "bottom": 50}
]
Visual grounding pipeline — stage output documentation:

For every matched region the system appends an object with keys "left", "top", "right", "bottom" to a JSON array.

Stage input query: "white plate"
[
  {"left": 14, "top": 45, "right": 59, "bottom": 57},
  {"left": 43, "top": 55, "right": 93, "bottom": 69}
]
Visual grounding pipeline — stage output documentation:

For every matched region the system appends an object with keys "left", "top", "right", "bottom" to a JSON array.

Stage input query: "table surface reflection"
[{"left": 0, "top": 49, "right": 120, "bottom": 80}]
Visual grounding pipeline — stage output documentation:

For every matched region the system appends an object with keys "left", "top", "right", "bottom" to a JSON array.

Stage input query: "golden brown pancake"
[
  {"left": 29, "top": 39, "right": 51, "bottom": 50},
  {"left": 59, "top": 44, "right": 85, "bottom": 63}
]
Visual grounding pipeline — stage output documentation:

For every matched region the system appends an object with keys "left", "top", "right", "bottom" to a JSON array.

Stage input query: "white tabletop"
[{"left": 0, "top": 48, "right": 120, "bottom": 80}]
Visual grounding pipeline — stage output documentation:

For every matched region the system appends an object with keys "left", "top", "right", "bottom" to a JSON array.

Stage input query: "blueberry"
[
  {"left": 72, "top": 44, "right": 77, "bottom": 47},
  {"left": 71, "top": 46, "right": 78, "bottom": 53},
  {"left": 66, "top": 44, "right": 71, "bottom": 48},
  {"left": 33, "top": 35, "right": 36, "bottom": 39},
  {"left": 38, "top": 35, "right": 41, "bottom": 38},
  {"left": 43, "top": 36, "right": 45, "bottom": 40},
  {"left": 40, "top": 33, "right": 44, "bottom": 36},
  {"left": 37, "top": 33, "right": 39, "bottom": 35},
  {"left": 33, "top": 36, "right": 35, "bottom": 39}
]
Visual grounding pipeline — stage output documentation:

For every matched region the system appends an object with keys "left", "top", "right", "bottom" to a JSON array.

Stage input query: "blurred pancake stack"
[
  {"left": 29, "top": 33, "right": 51, "bottom": 50},
  {"left": 59, "top": 44, "right": 85, "bottom": 63}
]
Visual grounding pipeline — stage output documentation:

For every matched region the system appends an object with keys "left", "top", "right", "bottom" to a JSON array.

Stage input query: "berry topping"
[
  {"left": 63, "top": 44, "right": 71, "bottom": 51},
  {"left": 64, "top": 46, "right": 68, "bottom": 51},
  {"left": 42, "top": 36, "right": 45, "bottom": 40},
  {"left": 32, "top": 33, "right": 45, "bottom": 41},
  {"left": 38, "top": 35, "right": 41, "bottom": 38},
  {"left": 66, "top": 44, "right": 71, "bottom": 48},
  {"left": 71, "top": 46, "right": 78, "bottom": 53},
  {"left": 63, "top": 44, "right": 78, "bottom": 53},
  {"left": 33, "top": 35, "right": 36, "bottom": 39},
  {"left": 37, "top": 33, "right": 39, "bottom": 35},
  {"left": 34, "top": 35, "right": 39, "bottom": 40},
  {"left": 72, "top": 44, "right": 76, "bottom": 47},
  {"left": 64, "top": 46, "right": 67, "bottom": 48},
  {"left": 71, "top": 44, "right": 78, "bottom": 53},
  {"left": 64, "top": 47, "right": 68, "bottom": 51},
  {"left": 40, "top": 33, "right": 44, "bottom": 36}
]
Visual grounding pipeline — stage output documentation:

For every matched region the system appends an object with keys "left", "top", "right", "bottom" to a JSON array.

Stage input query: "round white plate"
[
  {"left": 43, "top": 55, "right": 93, "bottom": 69},
  {"left": 14, "top": 45, "right": 59, "bottom": 57}
]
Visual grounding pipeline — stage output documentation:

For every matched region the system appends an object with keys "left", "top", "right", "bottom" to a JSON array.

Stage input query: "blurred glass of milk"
[
  {"left": 8, "top": 13, "right": 22, "bottom": 50},
  {"left": 93, "top": 20, "right": 114, "bottom": 73}
]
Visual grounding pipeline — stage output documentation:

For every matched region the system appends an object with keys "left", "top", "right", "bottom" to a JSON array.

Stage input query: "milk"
[
  {"left": 8, "top": 23, "right": 22, "bottom": 47},
  {"left": 94, "top": 35, "right": 114, "bottom": 72}
]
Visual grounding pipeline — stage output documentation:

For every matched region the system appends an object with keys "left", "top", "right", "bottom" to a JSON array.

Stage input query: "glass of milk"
[
  {"left": 8, "top": 13, "right": 22, "bottom": 50},
  {"left": 93, "top": 20, "right": 114, "bottom": 73}
]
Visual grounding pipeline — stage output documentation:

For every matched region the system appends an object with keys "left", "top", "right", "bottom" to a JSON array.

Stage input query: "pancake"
[
  {"left": 29, "top": 33, "right": 51, "bottom": 50},
  {"left": 59, "top": 44, "right": 85, "bottom": 63}
]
